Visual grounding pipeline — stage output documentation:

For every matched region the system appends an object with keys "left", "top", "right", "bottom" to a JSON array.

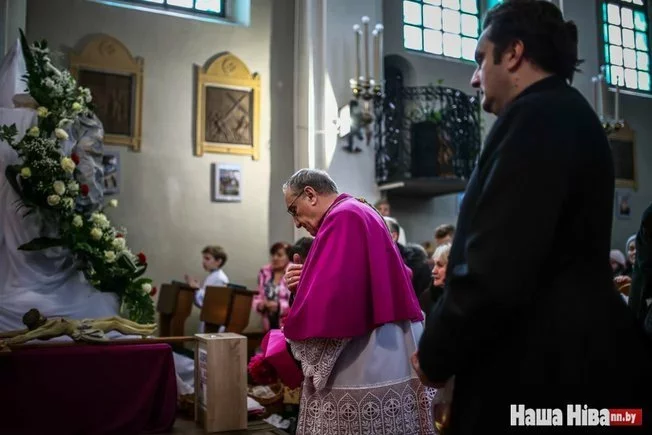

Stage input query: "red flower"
[
  {"left": 137, "top": 252, "right": 147, "bottom": 264},
  {"left": 116, "top": 233, "right": 124, "bottom": 238},
  {"left": 71, "top": 153, "right": 80, "bottom": 165},
  {"left": 247, "top": 353, "right": 278, "bottom": 385},
  {"left": 150, "top": 286, "right": 157, "bottom": 297},
  {"left": 80, "top": 184, "right": 89, "bottom": 196}
]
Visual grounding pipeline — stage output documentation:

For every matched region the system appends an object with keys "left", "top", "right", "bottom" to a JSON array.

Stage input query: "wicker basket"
[
  {"left": 283, "top": 386, "right": 301, "bottom": 405},
  {"left": 248, "top": 383, "right": 284, "bottom": 406}
]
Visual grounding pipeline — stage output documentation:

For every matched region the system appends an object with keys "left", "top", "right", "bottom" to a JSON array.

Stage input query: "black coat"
[{"left": 418, "top": 76, "right": 652, "bottom": 434}]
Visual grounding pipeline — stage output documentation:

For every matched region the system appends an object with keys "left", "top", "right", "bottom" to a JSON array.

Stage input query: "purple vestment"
[{"left": 283, "top": 193, "right": 424, "bottom": 341}]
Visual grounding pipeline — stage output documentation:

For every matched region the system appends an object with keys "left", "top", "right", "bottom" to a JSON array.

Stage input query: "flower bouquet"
[{"left": 0, "top": 30, "right": 155, "bottom": 324}]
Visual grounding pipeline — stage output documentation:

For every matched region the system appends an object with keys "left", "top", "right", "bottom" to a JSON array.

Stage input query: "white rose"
[
  {"left": 71, "top": 102, "right": 82, "bottom": 112},
  {"left": 104, "top": 251, "right": 116, "bottom": 263},
  {"left": 53, "top": 180, "right": 66, "bottom": 195},
  {"left": 67, "top": 181, "right": 79, "bottom": 194},
  {"left": 46, "top": 194, "right": 61, "bottom": 206},
  {"left": 91, "top": 212, "right": 110, "bottom": 229},
  {"left": 141, "top": 283, "right": 152, "bottom": 294},
  {"left": 20, "top": 167, "right": 31, "bottom": 178},
  {"left": 27, "top": 126, "right": 39, "bottom": 137},
  {"left": 112, "top": 237, "right": 126, "bottom": 251},
  {"left": 72, "top": 215, "right": 83, "bottom": 228},
  {"left": 55, "top": 128, "right": 69, "bottom": 140},
  {"left": 60, "top": 157, "right": 75, "bottom": 174},
  {"left": 108, "top": 199, "right": 118, "bottom": 208},
  {"left": 37, "top": 107, "right": 49, "bottom": 118},
  {"left": 90, "top": 227, "right": 103, "bottom": 240},
  {"left": 58, "top": 118, "right": 72, "bottom": 128},
  {"left": 62, "top": 197, "right": 74, "bottom": 209}
]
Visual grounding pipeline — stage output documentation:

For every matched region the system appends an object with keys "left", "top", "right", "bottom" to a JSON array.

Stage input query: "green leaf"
[{"left": 18, "top": 237, "right": 64, "bottom": 251}]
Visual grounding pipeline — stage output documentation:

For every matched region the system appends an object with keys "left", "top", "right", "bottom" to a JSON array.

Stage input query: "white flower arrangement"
[{"left": 0, "top": 30, "right": 155, "bottom": 324}]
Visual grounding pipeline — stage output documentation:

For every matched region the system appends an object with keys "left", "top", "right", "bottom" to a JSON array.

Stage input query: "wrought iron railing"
[{"left": 375, "top": 84, "right": 482, "bottom": 184}]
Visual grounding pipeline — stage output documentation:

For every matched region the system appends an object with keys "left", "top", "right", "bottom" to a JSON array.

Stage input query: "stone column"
[{"left": 293, "top": 0, "right": 327, "bottom": 172}]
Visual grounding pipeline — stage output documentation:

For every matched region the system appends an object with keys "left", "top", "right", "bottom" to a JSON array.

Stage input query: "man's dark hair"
[
  {"left": 483, "top": 0, "right": 582, "bottom": 83},
  {"left": 289, "top": 236, "right": 314, "bottom": 262},
  {"left": 434, "top": 224, "right": 455, "bottom": 240}
]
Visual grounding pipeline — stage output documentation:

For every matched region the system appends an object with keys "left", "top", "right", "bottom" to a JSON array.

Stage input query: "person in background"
[
  {"left": 385, "top": 217, "right": 432, "bottom": 300},
  {"left": 375, "top": 198, "right": 407, "bottom": 244},
  {"left": 626, "top": 234, "right": 637, "bottom": 276},
  {"left": 374, "top": 198, "right": 391, "bottom": 217},
  {"left": 185, "top": 245, "right": 229, "bottom": 309},
  {"left": 420, "top": 243, "right": 451, "bottom": 315},
  {"left": 253, "top": 242, "right": 291, "bottom": 332},
  {"left": 610, "top": 249, "right": 627, "bottom": 277},
  {"left": 433, "top": 224, "right": 455, "bottom": 247}
]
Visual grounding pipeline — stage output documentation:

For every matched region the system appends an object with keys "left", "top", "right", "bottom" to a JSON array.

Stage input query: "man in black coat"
[{"left": 415, "top": 1, "right": 652, "bottom": 434}]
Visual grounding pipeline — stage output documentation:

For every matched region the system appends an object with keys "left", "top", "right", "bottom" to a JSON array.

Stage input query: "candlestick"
[
  {"left": 362, "top": 16, "right": 370, "bottom": 81},
  {"left": 353, "top": 24, "right": 361, "bottom": 83},
  {"left": 615, "top": 83, "right": 620, "bottom": 122},
  {"left": 375, "top": 24, "right": 384, "bottom": 87}
]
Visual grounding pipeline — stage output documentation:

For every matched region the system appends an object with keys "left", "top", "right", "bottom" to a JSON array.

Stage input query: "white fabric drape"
[{"left": 0, "top": 108, "right": 120, "bottom": 331}]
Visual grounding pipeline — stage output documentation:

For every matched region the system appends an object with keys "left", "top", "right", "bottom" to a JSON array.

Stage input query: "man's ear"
[
  {"left": 305, "top": 186, "right": 318, "bottom": 203},
  {"left": 505, "top": 39, "right": 525, "bottom": 72}
]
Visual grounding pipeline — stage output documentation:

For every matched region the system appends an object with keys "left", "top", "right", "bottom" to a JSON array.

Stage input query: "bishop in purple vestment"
[{"left": 282, "top": 169, "right": 435, "bottom": 435}]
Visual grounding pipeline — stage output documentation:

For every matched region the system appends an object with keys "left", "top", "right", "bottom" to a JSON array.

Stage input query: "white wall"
[{"left": 26, "top": 0, "right": 281, "bottom": 330}]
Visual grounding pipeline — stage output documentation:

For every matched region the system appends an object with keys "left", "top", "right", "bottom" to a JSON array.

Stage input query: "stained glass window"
[
  {"left": 599, "top": 0, "right": 651, "bottom": 92},
  {"left": 122, "top": 0, "right": 224, "bottom": 17},
  {"left": 403, "top": 0, "right": 481, "bottom": 61}
]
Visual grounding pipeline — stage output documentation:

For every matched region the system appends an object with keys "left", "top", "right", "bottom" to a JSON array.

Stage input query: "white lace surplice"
[{"left": 289, "top": 320, "right": 436, "bottom": 435}]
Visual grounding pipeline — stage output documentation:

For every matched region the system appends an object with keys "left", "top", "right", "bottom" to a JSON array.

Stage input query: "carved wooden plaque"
[
  {"left": 195, "top": 53, "right": 260, "bottom": 159},
  {"left": 70, "top": 35, "right": 144, "bottom": 151}
]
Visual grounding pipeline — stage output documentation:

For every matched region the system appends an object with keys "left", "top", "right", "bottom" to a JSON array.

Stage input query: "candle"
[
  {"left": 353, "top": 24, "right": 361, "bottom": 83},
  {"left": 615, "top": 83, "right": 620, "bottom": 121},
  {"left": 375, "top": 24, "right": 384, "bottom": 86},
  {"left": 362, "top": 16, "right": 370, "bottom": 81},
  {"left": 600, "top": 65, "right": 609, "bottom": 120},
  {"left": 372, "top": 29, "right": 379, "bottom": 84}
]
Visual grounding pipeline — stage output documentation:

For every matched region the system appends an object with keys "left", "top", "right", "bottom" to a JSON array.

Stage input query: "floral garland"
[{"left": 0, "top": 30, "right": 155, "bottom": 324}]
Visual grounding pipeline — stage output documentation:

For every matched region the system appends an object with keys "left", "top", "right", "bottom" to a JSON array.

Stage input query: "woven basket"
[
  {"left": 248, "top": 383, "right": 283, "bottom": 406},
  {"left": 283, "top": 386, "right": 301, "bottom": 405}
]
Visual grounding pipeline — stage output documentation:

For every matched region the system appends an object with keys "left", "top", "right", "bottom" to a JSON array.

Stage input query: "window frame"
[
  {"left": 402, "top": 0, "right": 489, "bottom": 64},
  {"left": 123, "top": 0, "right": 225, "bottom": 18},
  {"left": 597, "top": 0, "right": 652, "bottom": 96}
]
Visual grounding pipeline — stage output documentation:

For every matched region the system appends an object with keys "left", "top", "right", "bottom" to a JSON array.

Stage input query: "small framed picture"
[
  {"left": 616, "top": 190, "right": 631, "bottom": 220},
  {"left": 102, "top": 151, "right": 120, "bottom": 196},
  {"left": 212, "top": 163, "right": 241, "bottom": 202}
]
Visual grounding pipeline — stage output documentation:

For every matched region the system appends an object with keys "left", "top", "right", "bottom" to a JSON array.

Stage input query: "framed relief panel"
[
  {"left": 608, "top": 122, "right": 637, "bottom": 190},
  {"left": 195, "top": 52, "right": 260, "bottom": 160},
  {"left": 70, "top": 35, "right": 144, "bottom": 151}
]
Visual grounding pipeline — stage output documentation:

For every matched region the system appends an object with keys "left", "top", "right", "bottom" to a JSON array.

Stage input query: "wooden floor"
[{"left": 165, "top": 415, "right": 288, "bottom": 434}]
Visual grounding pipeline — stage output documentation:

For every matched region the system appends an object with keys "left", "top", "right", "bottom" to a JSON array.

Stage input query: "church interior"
[{"left": 1, "top": 0, "right": 651, "bottom": 433}]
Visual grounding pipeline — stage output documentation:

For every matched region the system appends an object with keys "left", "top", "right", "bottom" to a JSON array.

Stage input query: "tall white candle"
[
  {"left": 353, "top": 24, "right": 361, "bottom": 82},
  {"left": 362, "top": 16, "right": 370, "bottom": 81},
  {"left": 615, "top": 83, "right": 620, "bottom": 121},
  {"left": 375, "top": 24, "right": 384, "bottom": 86},
  {"left": 372, "top": 29, "right": 379, "bottom": 84}
]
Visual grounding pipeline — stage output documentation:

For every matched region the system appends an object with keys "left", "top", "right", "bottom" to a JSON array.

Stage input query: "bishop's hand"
[{"left": 286, "top": 254, "right": 303, "bottom": 293}]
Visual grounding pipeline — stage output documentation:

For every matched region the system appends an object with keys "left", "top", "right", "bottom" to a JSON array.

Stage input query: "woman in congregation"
[
  {"left": 253, "top": 242, "right": 291, "bottom": 331},
  {"left": 420, "top": 243, "right": 451, "bottom": 315}
]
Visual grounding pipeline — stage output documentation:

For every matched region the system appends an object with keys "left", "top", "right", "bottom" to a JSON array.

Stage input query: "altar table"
[{"left": 0, "top": 343, "right": 178, "bottom": 435}]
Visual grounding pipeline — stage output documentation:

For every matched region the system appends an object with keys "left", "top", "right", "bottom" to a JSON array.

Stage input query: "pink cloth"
[
  {"left": 283, "top": 194, "right": 423, "bottom": 341},
  {"left": 253, "top": 264, "right": 290, "bottom": 331},
  {"left": 260, "top": 329, "right": 303, "bottom": 389}
]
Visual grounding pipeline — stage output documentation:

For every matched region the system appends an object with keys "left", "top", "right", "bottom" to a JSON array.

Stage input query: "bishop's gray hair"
[{"left": 282, "top": 169, "right": 339, "bottom": 195}]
